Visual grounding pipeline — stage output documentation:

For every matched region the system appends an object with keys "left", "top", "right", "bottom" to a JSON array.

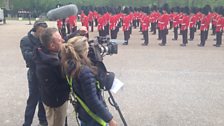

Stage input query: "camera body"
[{"left": 88, "top": 36, "right": 118, "bottom": 63}]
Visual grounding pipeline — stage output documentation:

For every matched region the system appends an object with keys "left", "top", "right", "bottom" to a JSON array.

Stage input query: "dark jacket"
[
  {"left": 68, "top": 60, "right": 113, "bottom": 123},
  {"left": 34, "top": 47, "right": 70, "bottom": 108},
  {"left": 20, "top": 30, "right": 41, "bottom": 69}
]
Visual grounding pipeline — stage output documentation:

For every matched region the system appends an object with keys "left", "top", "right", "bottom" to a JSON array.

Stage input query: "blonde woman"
[{"left": 60, "top": 36, "right": 117, "bottom": 126}]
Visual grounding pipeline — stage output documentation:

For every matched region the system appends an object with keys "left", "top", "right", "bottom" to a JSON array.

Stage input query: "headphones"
[{"left": 32, "top": 21, "right": 48, "bottom": 32}]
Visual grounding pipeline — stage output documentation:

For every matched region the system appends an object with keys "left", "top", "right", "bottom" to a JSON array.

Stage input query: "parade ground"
[{"left": 0, "top": 20, "right": 224, "bottom": 126}]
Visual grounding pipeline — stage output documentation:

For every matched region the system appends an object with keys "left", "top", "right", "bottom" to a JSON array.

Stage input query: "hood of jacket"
[{"left": 34, "top": 47, "right": 60, "bottom": 66}]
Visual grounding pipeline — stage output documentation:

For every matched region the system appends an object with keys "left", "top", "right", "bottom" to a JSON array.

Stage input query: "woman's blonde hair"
[{"left": 61, "top": 36, "right": 96, "bottom": 77}]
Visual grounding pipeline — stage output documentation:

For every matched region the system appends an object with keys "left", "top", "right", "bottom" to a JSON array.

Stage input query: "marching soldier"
[
  {"left": 198, "top": 7, "right": 210, "bottom": 47},
  {"left": 141, "top": 14, "right": 150, "bottom": 46},
  {"left": 158, "top": 7, "right": 169, "bottom": 46},
  {"left": 214, "top": 9, "right": 224, "bottom": 47},
  {"left": 180, "top": 7, "right": 190, "bottom": 46},
  {"left": 189, "top": 9, "right": 198, "bottom": 41},
  {"left": 122, "top": 14, "right": 131, "bottom": 45},
  {"left": 172, "top": 7, "right": 181, "bottom": 40}
]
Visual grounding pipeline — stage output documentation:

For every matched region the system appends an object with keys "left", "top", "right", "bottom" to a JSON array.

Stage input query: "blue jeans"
[{"left": 23, "top": 69, "right": 47, "bottom": 126}]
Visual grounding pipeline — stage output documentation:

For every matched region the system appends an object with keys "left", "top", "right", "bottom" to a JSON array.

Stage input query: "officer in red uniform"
[
  {"left": 141, "top": 14, "right": 150, "bottom": 46},
  {"left": 82, "top": 15, "right": 89, "bottom": 38},
  {"left": 189, "top": 9, "right": 198, "bottom": 41},
  {"left": 57, "top": 19, "right": 63, "bottom": 34},
  {"left": 198, "top": 7, "right": 210, "bottom": 47},
  {"left": 110, "top": 15, "right": 117, "bottom": 39},
  {"left": 122, "top": 14, "right": 131, "bottom": 45},
  {"left": 172, "top": 7, "right": 181, "bottom": 40},
  {"left": 97, "top": 16, "right": 105, "bottom": 37},
  {"left": 158, "top": 6, "right": 169, "bottom": 46},
  {"left": 180, "top": 7, "right": 190, "bottom": 46},
  {"left": 68, "top": 15, "right": 77, "bottom": 33},
  {"left": 150, "top": 6, "right": 160, "bottom": 35},
  {"left": 214, "top": 9, "right": 224, "bottom": 47},
  {"left": 88, "top": 10, "right": 94, "bottom": 32}
]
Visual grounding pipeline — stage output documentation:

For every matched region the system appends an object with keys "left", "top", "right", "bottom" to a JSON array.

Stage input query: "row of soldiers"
[{"left": 58, "top": 5, "right": 224, "bottom": 47}]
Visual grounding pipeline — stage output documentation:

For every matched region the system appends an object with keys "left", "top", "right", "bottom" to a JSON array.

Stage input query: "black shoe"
[
  {"left": 172, "top": 38, "right": 177, "bottom": 40},
  {"left": 38, "top": 122, "right": 48, "bottom": 126},
  {"left": 123, "top": 42, "right": 128, "bottom": 45},
  {"left": 213, "top": 39, "right": 216, "bottom": 41},
  {"left": 152, "top": 33, "right": 156, "bottom": 35},
  {"left": 159, "top": 43, "right": 165, "bottom": 46},
  {"left": 197, "top": 44, "right": 204, "bottom": 47},
  {"left": 180, "top": 44, "right": 186, "bottom": 47},
  {"left": 188, "top": 39, "right": 193, "bottom": 41},
  {"left": 141, "top": 43, "right": 148, "bottom": 46},
  {"left": 157, "top": 38, "right": 161, "bottom": 40},
  {"left": 141, "top": 38, "right": 144, "bottom": 40},
  {"left": 213, "top": 44, "right": 220, "bottom": 47}
]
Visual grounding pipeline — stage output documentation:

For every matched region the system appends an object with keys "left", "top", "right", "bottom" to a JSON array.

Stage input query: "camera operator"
[
  {"left": 20, "top": 20, "right": 48, "bottom": 126},
  {"left": 64, "top": 26, "right": 88, "bottom": 41},
  {"left": 34, "top": 28, "right": 70, "bottom": 126},
  {"left": 60, "top": 36, "right": 117, "bottom": 126}
]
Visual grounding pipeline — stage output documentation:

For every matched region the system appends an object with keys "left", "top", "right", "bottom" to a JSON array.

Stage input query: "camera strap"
[{"left": 66, "top": 75, "right": 107, "bottom": 126}]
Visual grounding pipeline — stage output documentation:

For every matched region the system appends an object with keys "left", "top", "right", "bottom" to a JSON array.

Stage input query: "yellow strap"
[{"left": 66, "top": 75, "right": 107, "bottom": 126}]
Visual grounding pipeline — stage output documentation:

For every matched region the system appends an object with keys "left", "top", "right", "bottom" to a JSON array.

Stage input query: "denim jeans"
[{"left": 23, "top": 69, "right": 47, "bottom": 126}]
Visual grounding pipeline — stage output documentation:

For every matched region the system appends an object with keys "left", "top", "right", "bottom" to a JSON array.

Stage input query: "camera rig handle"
[{"left": 108, "top": 90, "right": 128, "bottom": 126}]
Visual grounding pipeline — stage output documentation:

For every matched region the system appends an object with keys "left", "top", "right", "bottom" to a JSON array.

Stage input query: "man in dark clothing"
[
  {"left": 34, "top": 28, "right": 70, "bottom": 126},
  {"left": 20, "top": 20, "right": 48, "bottom": 126}
]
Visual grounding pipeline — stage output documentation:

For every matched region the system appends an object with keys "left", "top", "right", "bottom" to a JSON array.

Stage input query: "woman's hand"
[{"left": 109, "top": 119, "right": 118, "bottom": 126}]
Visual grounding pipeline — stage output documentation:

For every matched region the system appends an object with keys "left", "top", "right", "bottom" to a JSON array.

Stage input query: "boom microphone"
[{"left": 47, "top": 4, "right": 78, "bottom": 20}]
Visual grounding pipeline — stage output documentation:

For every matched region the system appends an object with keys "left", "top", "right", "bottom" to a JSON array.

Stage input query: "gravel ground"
[{"left": 0, "top": 20, "right": 224, "bottom": 126}]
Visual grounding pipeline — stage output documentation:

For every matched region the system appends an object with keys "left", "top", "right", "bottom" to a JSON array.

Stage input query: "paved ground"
[{"left": 0, "top": 20, "right": 224, "bottom": 126}]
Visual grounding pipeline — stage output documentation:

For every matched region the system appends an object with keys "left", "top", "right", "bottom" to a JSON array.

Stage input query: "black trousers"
[
  {"left": 170, "top": 21, "right": 173, "bottom": 29},
  {"left": 137, "top": 19, "right": 140, "bottom": 27},
  {"left": 105, "top": 23, "right": 110, "bottom": 35},
  {"left": 200, "top": 31, "right": 207, "bottom": 46},
  {"left": 143, "top": 30, "right": 149, "bottom": 45},
  {"left": 216, "top": 31, "right": 223, "bottom": 45},
  {"left": 161, "top": 29, "right": 167, "bottom": 45},
  {"left": 152, "top": 22, "right": 157, "bottom": 34},
  {"left": 99, "top": 30, "right": 106, "bottom": 37},
  {"left": 158, "top": 29, "right": 161, "bottom": 39},
  {"left": 189, "top": 27, "right": 196, "bottom": 40},
  {"left": 111, "top": 29, "right": 117, "bottom": 39},
  {"left": 66, "top": 24, "right": 70, "bottom": 34},
  {"left": 212, "top": 24, "right": 216, "bottom": 35},
  {"left": 124, "top": 30, "right": 130, "bottom": 43},
  {"left": 95, "top": 19, "right": 98, "bottom": 26},
  {"left": 182, "top": 29, "right": 188, "bottom": 44},
  {"left": 197, "top": 21, "right": 201, "bottom": 30},
  {"left": 89, "top": 21, "right": 94, "bottom": 32},
  {"left": 174, "top": 27, "right": 178, "bottom": 39},
  {"left": 133, "top": 20, "right": 137, "bottom": 28},
  {"left": 205, "top": 29, "right": 209, "bottom": 40}
]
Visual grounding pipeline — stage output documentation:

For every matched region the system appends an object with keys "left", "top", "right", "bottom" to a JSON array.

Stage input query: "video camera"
[{"left": 88, "top": 36, "right": 118, "bottom": 63}]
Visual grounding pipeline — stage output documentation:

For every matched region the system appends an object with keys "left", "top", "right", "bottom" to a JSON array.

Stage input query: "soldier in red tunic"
[
  {"left": 141, "top": 14, "right": 150, "bottom": 46},
  {"left": 180, "top": 7, "right": 190, "bottom": 46},
  {"left": 214, "top": 8, "right": 224, "bottom": 47},
  {"left": 158, "top": 6, "right": 169, "bottom": 46},
  {"left": 189, "top": 8, "right": 198, "bottom": 41},
  {"left": 198, "top": 7, "right": 210, "bottom": 47}
]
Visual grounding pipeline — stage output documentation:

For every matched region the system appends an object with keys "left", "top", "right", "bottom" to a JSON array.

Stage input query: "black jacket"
[
  {"left": 20, "top": 30, "right": 41, "bottom": 69},
  {"left": 34, "top": 47, "right": 70, "bottom": 107},
  {"left": 68, "top": 60, "right": 113, "bottom": 123}
]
